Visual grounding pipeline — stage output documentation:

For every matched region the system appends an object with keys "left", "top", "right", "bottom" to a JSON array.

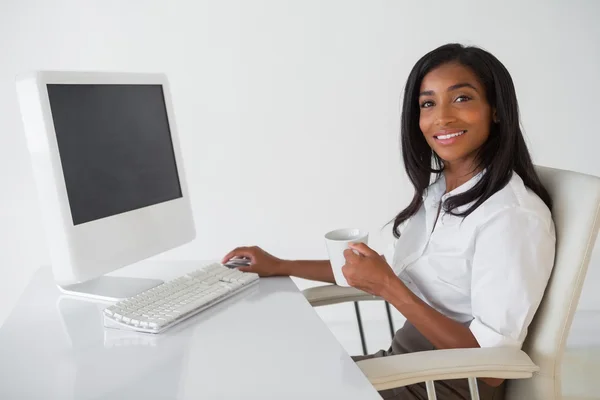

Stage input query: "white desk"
[{"left": 0, "top": 261, "right": 381, "bottom": 399}]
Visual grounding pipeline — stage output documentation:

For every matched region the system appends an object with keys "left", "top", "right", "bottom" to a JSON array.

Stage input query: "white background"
[{"left": 1, "top": 0, "right": 599, "bottom": 329}]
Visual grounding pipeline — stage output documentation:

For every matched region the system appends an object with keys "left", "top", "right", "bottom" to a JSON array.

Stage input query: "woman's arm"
[
  {"left": 222, "top": 246, "right": 336, "bottom": 283},
  {"left": 280, "top": 259, "right": 336, "bottom": 284},
  {"left": 381, "top": 278, "right": 504, "bottom": 387},
  {"left": 383, "top": 278, "right": 479, "bottom": 349}
]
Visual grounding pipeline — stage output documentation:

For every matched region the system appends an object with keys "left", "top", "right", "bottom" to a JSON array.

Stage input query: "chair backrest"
[{"left": 506, "top": 166, "right": 600, "bottom": 400}]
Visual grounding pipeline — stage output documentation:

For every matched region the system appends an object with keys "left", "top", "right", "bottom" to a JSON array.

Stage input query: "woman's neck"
[{"left": 442, "top": 160, "right": 480, "bottom": 193}]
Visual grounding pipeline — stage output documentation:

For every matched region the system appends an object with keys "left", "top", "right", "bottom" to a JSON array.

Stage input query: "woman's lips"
[{"left": 433, "top": 130, "right": 466, "bottom": 145}]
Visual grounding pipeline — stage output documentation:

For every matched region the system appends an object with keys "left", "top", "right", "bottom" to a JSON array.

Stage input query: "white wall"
[{"left": 1, "top": 0, "right": 599, "bottom": 328}]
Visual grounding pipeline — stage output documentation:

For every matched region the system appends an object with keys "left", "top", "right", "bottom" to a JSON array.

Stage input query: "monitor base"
[{"left": 57, "top": 276, "right": 164, "bottom": 303}]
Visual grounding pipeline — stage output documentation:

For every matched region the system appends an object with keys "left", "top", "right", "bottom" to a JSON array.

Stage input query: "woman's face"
[{"left": 418, "top": 62, "right": 493, "bottom": 168}]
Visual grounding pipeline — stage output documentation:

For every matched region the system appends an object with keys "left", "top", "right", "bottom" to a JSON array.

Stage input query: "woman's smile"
[{"left": 434, "top": 129, "right": 467, "bottom": 145}]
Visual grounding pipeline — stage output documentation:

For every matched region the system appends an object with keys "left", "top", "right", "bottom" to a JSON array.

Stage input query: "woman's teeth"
[{"left": 436, "top": 130, "right": 465, "bottom": 140}]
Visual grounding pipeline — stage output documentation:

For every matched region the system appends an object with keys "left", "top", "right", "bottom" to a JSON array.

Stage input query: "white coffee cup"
[{"left": 324, "top": 228, "right": 369, "bottom": 287}]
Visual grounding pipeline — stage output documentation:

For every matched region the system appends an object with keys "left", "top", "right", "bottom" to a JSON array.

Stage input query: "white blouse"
[{"left": 391, "top": 171, "right": 556, "bottom": 348}]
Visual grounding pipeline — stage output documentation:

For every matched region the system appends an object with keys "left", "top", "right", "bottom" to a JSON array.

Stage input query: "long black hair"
[{"left": 392, "top": 43, "right": 552, "bottom": 238}]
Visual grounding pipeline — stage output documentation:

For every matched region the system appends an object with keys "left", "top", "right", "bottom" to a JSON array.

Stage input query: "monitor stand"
[{"left": 57, "top": 276, "right": 164, "bottom": 303}]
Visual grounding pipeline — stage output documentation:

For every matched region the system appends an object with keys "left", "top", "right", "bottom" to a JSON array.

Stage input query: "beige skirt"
[{"left": 351, "top": 322, "right": 506, "bottom": 400}]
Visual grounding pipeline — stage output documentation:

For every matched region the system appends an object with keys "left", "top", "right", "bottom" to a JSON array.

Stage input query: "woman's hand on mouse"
[
  {"left": 221, "top": 246, "right": 286, "bottom": 277},
  {"left": 342, "top": 243, "right": 404, "bottom": 297}
]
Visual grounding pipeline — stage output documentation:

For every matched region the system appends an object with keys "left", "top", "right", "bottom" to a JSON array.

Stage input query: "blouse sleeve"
[{"left": 469, "top": 207, "right": 556, "bottom": 348}]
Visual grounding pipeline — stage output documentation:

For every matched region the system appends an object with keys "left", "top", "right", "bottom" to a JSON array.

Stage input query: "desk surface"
[{"left": 0, "top": 261, "right": 380, "bottom": 399}]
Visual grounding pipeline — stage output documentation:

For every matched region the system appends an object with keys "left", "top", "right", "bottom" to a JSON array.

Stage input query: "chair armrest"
[
  {"left": 302, "top": 284, "right": 382, "bottom": 307},
  {"left": 356, "top": 347, "right": 539, "bottom": 391}
]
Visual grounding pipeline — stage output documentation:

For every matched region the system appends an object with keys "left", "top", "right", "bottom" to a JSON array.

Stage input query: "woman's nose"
[{"left": 435, "top": 105, "right": 457, "bottom": 126}]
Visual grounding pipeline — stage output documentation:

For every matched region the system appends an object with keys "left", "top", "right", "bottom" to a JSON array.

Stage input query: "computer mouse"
[{"left": 224, "top": 256, "right": 252, "bottom": 268}]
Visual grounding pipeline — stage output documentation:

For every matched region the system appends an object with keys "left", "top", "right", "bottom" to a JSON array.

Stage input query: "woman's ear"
[{"left": 492, "top": 108, "right": 499, "bottom": 123}]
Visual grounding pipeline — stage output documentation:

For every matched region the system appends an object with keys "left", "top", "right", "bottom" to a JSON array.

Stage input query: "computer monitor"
[{"left": 15, "top": 71, "right": 196, "bottom": 301}]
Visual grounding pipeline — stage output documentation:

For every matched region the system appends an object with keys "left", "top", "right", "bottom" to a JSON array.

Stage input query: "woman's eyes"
[{"left": 419, "top": 95, "right": 472, "bottom": 108}]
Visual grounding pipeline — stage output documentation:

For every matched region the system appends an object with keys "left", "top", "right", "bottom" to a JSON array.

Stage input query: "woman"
[{"left": 222, "top": 43, "right": 556, "bottom": 400}]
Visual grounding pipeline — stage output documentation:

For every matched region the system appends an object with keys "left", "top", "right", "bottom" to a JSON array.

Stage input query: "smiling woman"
[
  {"left": 395, "top": 43, "right": 552, "bottom": 232},
  {"left": 419, "top": 65, "right": 492, "bottom": 163},
  {"left": 222, "top": 43, "right": 556, "bottom": 400}
]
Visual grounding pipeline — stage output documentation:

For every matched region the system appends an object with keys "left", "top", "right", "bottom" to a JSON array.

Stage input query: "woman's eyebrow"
[
  {"left": 447, "top": 82, "right": 478, "bottom": 92},
  {"left": 419, "top": 82, "right": 479, "bottom": 97}
]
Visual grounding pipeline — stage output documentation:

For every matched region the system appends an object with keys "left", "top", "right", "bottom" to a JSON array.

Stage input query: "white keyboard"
[{"left": 103, "top": 263, "right": 259, "bottom": 334}]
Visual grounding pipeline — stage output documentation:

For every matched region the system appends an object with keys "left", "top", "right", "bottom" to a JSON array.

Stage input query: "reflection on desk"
[{"left": 0, "top": 262, "right": 381, "bottom": 399}]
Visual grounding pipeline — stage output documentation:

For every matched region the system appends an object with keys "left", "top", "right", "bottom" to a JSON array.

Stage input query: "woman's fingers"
[
  {"left": 343, "top": 248, "right": 361, "bottom": 264},
  {"left": 221, "top": 247, "right": 256, "bottom": 263},
  {"left": 348, "top": 242, "right": 377, "bottom": 257}
]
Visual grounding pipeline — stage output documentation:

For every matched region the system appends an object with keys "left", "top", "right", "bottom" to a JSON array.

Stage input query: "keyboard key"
[{"left": 201, "top": 276, "right": 220, "bottom": 285}]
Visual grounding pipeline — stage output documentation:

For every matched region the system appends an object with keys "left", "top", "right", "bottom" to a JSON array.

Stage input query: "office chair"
[{"left": 303, "top": 166, "right": 600, "bottom": 399}]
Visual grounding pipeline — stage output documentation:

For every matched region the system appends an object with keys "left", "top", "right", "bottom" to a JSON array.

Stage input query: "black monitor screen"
[{"left": 46, "top": 84, "right": 183, "bottom": 225}]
